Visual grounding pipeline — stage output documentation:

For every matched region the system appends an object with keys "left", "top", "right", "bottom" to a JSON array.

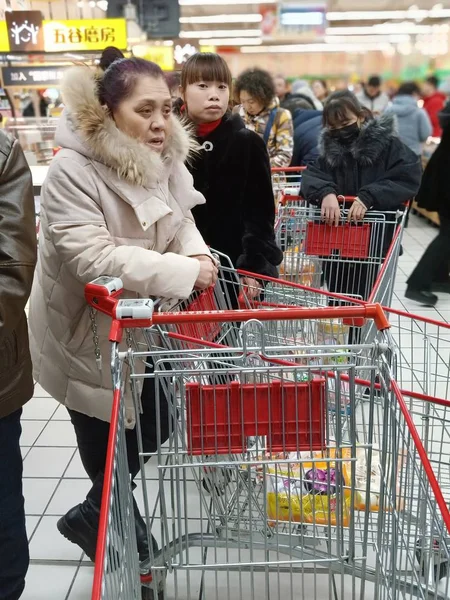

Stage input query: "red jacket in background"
[{"left": 423, "top": 91, "right": 447, "bottom": 137}]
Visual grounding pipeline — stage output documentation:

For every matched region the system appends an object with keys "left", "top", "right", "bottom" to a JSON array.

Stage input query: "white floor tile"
[
  {"left": 23, "top": 446, "right": 75, "bottom": 478},
  {"left": 20, "top": 420, "right": 48, "bottom": 447},
  {"left": 29, "top": 515, "right": 83, "bottom": 561},
  {"left": 51, "top": 404, "right": 71, "bottom": 420},
  {"left": 65, "top": 451, "right": 89, "bottom": 479},
  {"left": 23, "top": 478, "right": 59, "bottom": 515},
  {"left": 34, "top": 420, "right": 78, "bottom": 447},
  {"left": 21, "top": 564, "right": 77, "bottom": 600},
  {"left": 66, "top": 566, "right": 94, "bottom": 600},
  {"left": 26, "top": 515, "right": 41, "bottom": 540},
  {"left": 22, "top": 396, "right": 59, "bottom": 420},
  {"left": 45, "top": 479, "right": 91, "bottom": 516}
]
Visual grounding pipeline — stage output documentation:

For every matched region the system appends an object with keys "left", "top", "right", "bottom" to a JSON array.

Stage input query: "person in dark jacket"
[
  {"left": 302, "top": 90, "right": 421, "bottom": 300},
  {"left": 291, "top": 104, "right": 322, "bottom": 166},
  {"left": 0, "top": 131, "right": 37, "bottom": 599},
  {"left": 178, "top": 53, "right": 282, "bottom": 302},
  {"left": 406, "top": 104, "right": 450, "bottom": 306}
]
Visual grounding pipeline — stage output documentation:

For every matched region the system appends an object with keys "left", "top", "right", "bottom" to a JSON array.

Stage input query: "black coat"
[
  {"left": 416, "top": 128, "right": 450, "bottom": 218},
  {"left": 188, "top": 112, "right": 283, "bottom": 277},
  {"left": 291, "top": 109, "right": 322, "bottom": 167},
  {"left": 302, "top": 113, "right": 422, "bottom": 211}
]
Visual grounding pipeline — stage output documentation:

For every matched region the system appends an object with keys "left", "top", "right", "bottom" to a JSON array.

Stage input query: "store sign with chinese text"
[
  {"left": 0, "top": 15, "right": 127, "bottom": 53},
  {"left": 1, "top": 65, "right": 67, "bottom": 87}
]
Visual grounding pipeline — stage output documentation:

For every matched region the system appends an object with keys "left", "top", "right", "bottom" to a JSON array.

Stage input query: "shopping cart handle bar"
[{"left": 152, "top": 303, "right": 390, "bottom": 331}]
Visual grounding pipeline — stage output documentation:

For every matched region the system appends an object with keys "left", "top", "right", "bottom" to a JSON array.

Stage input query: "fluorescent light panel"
[
  {"left": 180, "top": 14, "right": 262, "bottom": 23},
  {"left": 180, "top": 29, "right": 260, "bottom": 38},
  {"left": 180, "top": 0, "right": 275, "bottom": 5},
  {"left": 241, "top": 42, "right": 393, "bottom": 53},
  {"left": 200, "top": 37, "right": 262, "bottom": 45},
  {"left": 327, "top": 9, "right": 450, "bottom": 20}
]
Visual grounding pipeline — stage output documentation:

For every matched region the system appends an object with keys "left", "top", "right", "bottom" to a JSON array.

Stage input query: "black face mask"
[{"left": 328, "top": 122, "right": 360, "bottom": 145}]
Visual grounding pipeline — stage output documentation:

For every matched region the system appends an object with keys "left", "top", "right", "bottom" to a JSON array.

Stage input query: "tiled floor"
[{"left": 19, "top": 214, "right": 449, "bottom": 599}]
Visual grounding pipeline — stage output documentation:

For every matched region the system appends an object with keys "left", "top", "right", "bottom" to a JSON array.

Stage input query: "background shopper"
[
  {"left": 177, "top": 53, "right": 283, "bottom": 301},
  {"left": 234, "top": 67, "right": 294, "bottom": 168},
  {"left": 0, "top": 130, "right": 37, "bottom": 600},
  {"left": 406, "top": 103, "right": 450, "bottom": 306},
  {"left": 387, "top": 81, "right": 432, "bottom": 156},
  {"left": 356, "top": 75, "right": 390, "bottom": 114},
  {"left": 29, "top": 51, "right": 217, "bottom": 568},
  {"left": 422, "top": 75, "right": 446, "bottom": 138}
]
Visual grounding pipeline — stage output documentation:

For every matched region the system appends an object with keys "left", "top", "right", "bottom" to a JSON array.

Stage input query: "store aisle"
[{"left": 20, "top": 214, "right": 448, "bottom": 600}]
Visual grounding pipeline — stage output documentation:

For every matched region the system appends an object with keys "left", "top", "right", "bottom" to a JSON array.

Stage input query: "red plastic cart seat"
[
  {"left": 305, "top": 222, "right": 370, "bottom": 259},
  {"left": 186, "top": 378, "right": 326, "bottom": 455}
]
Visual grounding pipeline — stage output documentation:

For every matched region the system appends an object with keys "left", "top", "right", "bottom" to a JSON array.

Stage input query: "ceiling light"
[
  {"left": 200, "top": 37, "right": 262, "bottom": 45},
  {"left": 97, "top": 0, "right": 108, "bottom": 10},
  {"left": 180, "top": 29, "right": 260, "bottom": 38},
  {"left": 325, "top": 34, "right": 410, "bottom": 44},
  {"left": 180, "top": 0, "right": 275, "bottom": 5},
  {"left": 77, "top": 0, "right": 84, "bottom": 6},
  {"left": 88, "top": 0, "right": 96, "bottom": 7},
  {"left": 180, "top": 14, "right": 262, "bottom": 24},
  {"left": 326, "top": 24, "right": 431, "bottom": 35},
  {"left": 240, "top": 42, "right": 393, "bottom": 53},
  {"left": 326, "top": 9, "right": 450, "bottom": 20},
  {"left": 280, "top": 11, "right": 324, "bottom": 26}
]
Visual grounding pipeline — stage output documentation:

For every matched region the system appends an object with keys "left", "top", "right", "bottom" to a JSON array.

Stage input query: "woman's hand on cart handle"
[
  {"left": 191, "top": 255, "right": 218, "bottom": 290},
  {"left": 347, "top": 197, "right": 368, "bottom": 223},
  {"left": 321, "top": 194, "right": 341, "bottom": 226},
  {"left": 240, "top": 276, "right": 262, "bottom": 299}
]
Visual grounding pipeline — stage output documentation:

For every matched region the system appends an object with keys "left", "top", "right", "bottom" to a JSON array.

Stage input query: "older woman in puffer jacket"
[{"left": 28, "top": 50, "right": 217, "bottom": 574}]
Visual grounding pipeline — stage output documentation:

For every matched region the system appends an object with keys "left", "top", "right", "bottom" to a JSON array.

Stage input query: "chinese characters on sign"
[
  {"left": 2, "top": 66, "right": 67, "bottom": 87},
  {"left": 52, "top": 25, "right": 117, "bottom": 46}
]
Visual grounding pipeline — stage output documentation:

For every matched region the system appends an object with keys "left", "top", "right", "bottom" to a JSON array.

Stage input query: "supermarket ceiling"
[{"left": 21, "top": 0, "right": 450, "bottom": 54}]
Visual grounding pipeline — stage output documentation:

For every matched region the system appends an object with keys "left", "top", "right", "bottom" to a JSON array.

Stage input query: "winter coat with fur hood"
[
  {"left": 302, "top": 113, "right": 421, "bottom": 212},
  {"left": 29, "top": 66, "right": 210, "bottom": 427}
]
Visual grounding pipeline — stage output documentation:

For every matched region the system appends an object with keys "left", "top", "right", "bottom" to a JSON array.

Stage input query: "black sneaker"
[{"left": 405, "top": 288, "right": 438, "bottom": 307}]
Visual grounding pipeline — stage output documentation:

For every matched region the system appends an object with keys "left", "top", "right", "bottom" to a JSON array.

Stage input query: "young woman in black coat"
[
  {"left": 406, "top": 104, "right": 450, "bottom": 306},
  {"left": 302, "top": 90, "right": 421, "bottom": 300},
  {"left": 176, "top": 53, "right": 282, "bottom": 304}
]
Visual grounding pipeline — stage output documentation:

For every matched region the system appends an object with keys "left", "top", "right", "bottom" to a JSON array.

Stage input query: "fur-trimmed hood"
[
  {"left": 319, "top": 113, "right": 398, "bottom": 168},
  {"left": 56, "top": 66, "right": 195, "bottom": 188}
]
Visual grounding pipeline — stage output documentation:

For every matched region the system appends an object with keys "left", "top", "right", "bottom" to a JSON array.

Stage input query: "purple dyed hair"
[{"left": 98, "top": 48, "right": 166, "bottom": 111}]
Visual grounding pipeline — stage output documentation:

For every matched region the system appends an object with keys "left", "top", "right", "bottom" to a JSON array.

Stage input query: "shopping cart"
[
  {"left": 275, "top": 195, "right": 406, "bottom": 306},
  {"left": 88, "top": 273, "right": 450, "bottom": 600},
  {"left": 271, "top": 166, "right": 306, "bottom": 199}
]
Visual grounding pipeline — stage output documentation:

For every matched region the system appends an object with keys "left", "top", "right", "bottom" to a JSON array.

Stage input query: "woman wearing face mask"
[
  {"left": 28, "top": 48, "right": 217, "bottom": 574},
  {"left": 176, "top": 53, "right": 283, "bottom": 301},
  {"left": 302, "top": 90, "right": 421, "bottom": 300}
]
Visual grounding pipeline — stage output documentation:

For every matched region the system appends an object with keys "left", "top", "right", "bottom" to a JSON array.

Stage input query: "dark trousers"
[
  {"left": 68, "top": 371, "right": 170, "bottom": 500},
  {"left": 0, "top": 409, "right": 29, "bottom": 600},
  {"left": 408, "top": 214, "right": 450, "bottom": 291}
]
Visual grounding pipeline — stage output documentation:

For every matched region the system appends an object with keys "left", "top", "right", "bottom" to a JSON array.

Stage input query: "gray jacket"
[
  {"left": 356, "top": 90, "right": 390, "bottom": 114},
  {"left": 386, "top": 95, "right": 432, "bottom": 156}
]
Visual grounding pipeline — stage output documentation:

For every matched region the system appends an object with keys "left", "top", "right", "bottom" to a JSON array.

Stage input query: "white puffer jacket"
[{"left": 29, "top": 66, "right": 210, "bottom": 426}]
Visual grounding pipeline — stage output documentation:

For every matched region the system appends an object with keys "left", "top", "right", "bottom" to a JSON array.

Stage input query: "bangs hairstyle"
[
  {"left": 181, "top": 53, "right": 232, "bottom": 89},
  {"left": 323, "top": 90, "right": 372, "bottom": 128}
]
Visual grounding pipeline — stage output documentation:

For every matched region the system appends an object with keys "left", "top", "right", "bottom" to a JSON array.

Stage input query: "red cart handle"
[
  {"left": 271, "top": 166, "right": 307, "bottom": 174},
  {"left": 85, "top": 277, "right": 390, "bottom": 343}
]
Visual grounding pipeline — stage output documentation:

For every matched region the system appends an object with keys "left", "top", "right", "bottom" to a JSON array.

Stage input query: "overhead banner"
[
  {"left": 2, "top": 65, "right": 67, "bottom": 87},
  {"left": 261, "top": 1, "right": 327, "bottom": 41},
  {"left": 0, "top": 13, "right": 127, "bottom": 53}
]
